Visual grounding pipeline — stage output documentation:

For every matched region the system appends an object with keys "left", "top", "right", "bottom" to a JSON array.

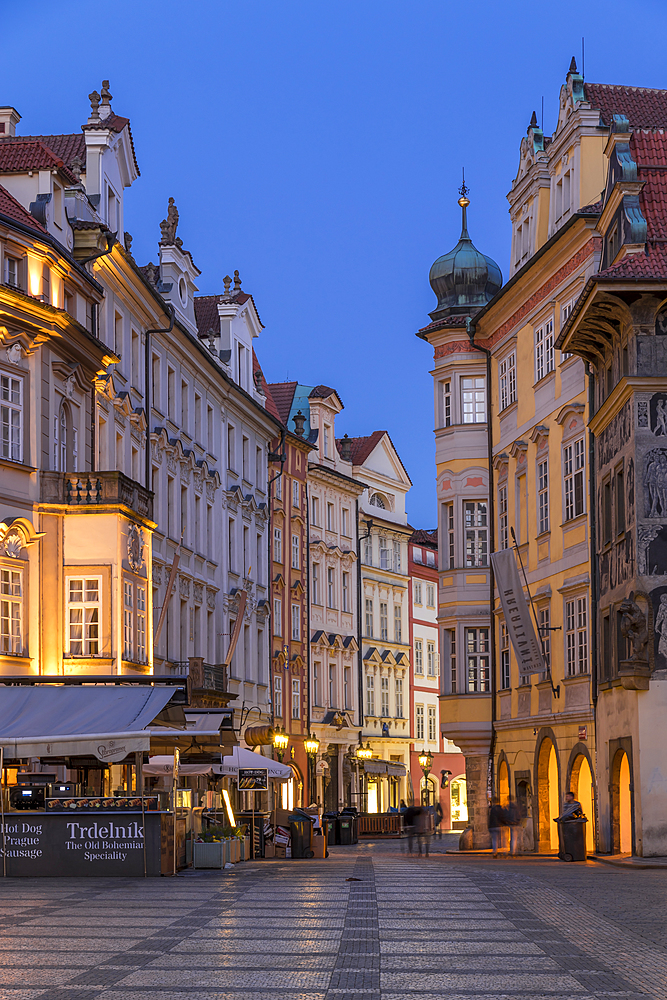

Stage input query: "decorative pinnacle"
[
  {"left": 530, "top": 110, "right": 538, "bottom": 128},
  {"left": 100, "top": 80, "right": 112, "bottom": 105},
  {"left": 457, "top": 168, "right": 470, "bottom": 209},
  {"left": 233, "top": 269, "right": 242, "bottom": 291},
  {"left": 569, "top": 56, "right": 578, "bottom": 74},
  {"left": 88, "top": 91, "right": 101, "bottom": 121},
  {"left": 223, "top": 274, "right": 232, "bottom": 295}
]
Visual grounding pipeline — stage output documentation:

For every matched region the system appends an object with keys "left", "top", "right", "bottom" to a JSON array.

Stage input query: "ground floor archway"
[
  {"left": 450, "top": 774, "right": 467, "bottom": 827},
  {"left": 536, "top": 737, "right": 560, "bottom": 851},
  {"left": 611, "top": 749, "right": 633, "bottom": 854},
  {"left": 498, "top": 758, "right": 510, "bottom": 808},
  {"left": 570, "top": 753, "right": 595, "bottom": 852}
]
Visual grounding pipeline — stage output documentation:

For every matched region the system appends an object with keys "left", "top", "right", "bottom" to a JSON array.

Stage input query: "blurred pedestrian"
[
  {"left": 416, "top": 805, "right": 431, "bottom": 857},
  {"left": 488, "top": 797, "right": 506, "bottom": 858},
  {"left": 403, "top": 804, "right": 422, "bottom": 854},
  {"left": 505, "top": 796, "right": 522, "bottom": 857},
  {"left": 435, "top": 799, "right": 444, "bottom": 840}
]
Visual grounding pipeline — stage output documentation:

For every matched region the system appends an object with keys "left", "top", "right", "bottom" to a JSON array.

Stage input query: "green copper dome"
[{"left": 429, "top": 195, "right": 502, "bottom": 320}]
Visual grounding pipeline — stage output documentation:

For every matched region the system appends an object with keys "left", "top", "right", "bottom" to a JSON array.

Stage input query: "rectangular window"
[
  {"left": 291, "top": 603, "right": 300, "bottom": 641},
  {"left": 535, "top": 318, "right": 555, "bottom": 381},
  {"left": 380, "top": 602, "right": 388, "bottom": 641},
  {"left": 137, "top": 586, "right": 146, "bottom": 663},
  {"left": 323, "top": 425, "right": 330, "bottom": 457},
  {"left": 461, "top": 377, "right": 486, "bottom": 423},
  {"left": 326, "top": 502, "right": 334, "bottom": 530},
  {"left": 413, "top": 547, "right": 423, "bottom": 564},
  {"left": 498, "top": 484, "right": 508, "bottom": 550},
  {"left": 561, "top": 300, "right": 574, "bottom": 360},
  {"left": 446, "top": 502, "right": 455, "bottom": 568},
  {"left": 603, "top": 478, "right": 612, "bottom": 546},
  {"left": 292, "top": 480, "right": 299, "bottom": 508},
  {"left": 273, "top": 597, "right": 282, "bottom": 636},
  {"left": 381, "top": 676, "right": 389, "bottom": 716},
  {"left": 443, "top": 380, "right": 452, "bottom": 427},
  {"left": 464, "top": 501, "right": 488, "bottom": 567},
  {"left": 311, "top": 496, "right": 319, "bottom": 525},
  {"left": 416, "top": 704, "right": 424, "bottom": 741},
  {"left": 312, "top": 563, "right": 320, "bottom": 605},
  {"left": 364, "top": 536, "right": 372, "bottom": 566},
  {"left": 365, "top": 599, "right": 373, "bottom": 638},
  {"left": 566, "top": 597, "right": 588, "bottom": 675},
  {"left": 1, "top": 374, "right": 22, "bottom": 462},
  {"left": 4, "top": 256, "right": 20, "bottom": 288},
  {"left": 564, "top": 438, "right": 585, "bottom": 521},
  {"left": 427, "top": 640, "right": 436, "bottom": 676},
  {"left": 342, "top": 572, "right": 349, "bottom": 612},
  {"left": 500, "top": 622, "right": 510, "bottom": 689},
  {"left": 379, "top": 536, "right": 390, "bottom": 570},
  {"left": 342, "top": 508, "right": 349, "bottom": 536},
  {"left": 123, "top": 580, "right": 133, "bottom": 660},
  {"left": 426, "top": 584, "right": 435, "bottom": 608},
  {"left": 328, "top": 663, "right": 336, "bottom": 706},
  {"left": 327, "top": 567, "right": 335, "bottom": 608},
  {"left": 466, "top": 628, "right": 490, "bottom": 692},
  {"left": 366, "top": 673, "right": 375, "bottom": 716},
  {"left": 0, "top": 568, "right": 22, "bottom": 654},
  {"left": 242, "top": 436, "right": 249, "bottom": 481},
  {"left": 273, "top": 527, "right": 282, "bottom": 564},
  {"left": 291, "top": 534, "right": 300, "bottom": 569},
  {"left": 499, "top": 352, "right": 516, "bottom": 410},
  {"left": 414, "top": 582, "right": 423, "bottom": 605},
  {"left": 274, "top": 673, "right": 283, "bottom": 717},
  {"left": 538, "top": 607, "right": 551, "bottom": 676},
  {"left": 275, "top": 472, "right": 282, "bottom": 501},
  {"left": 292, "top": 678, "right": 300, "bottom": 719},
  {"left": 395, "top": 677, "right": 403, "bottom": 717},
  {"left": 344, "top": 666, "right": 351, "bottom": 709},
  {"left": 616, "top": 466, "right": 625, "bottom": 536},
  {"left": 393, "top": 540, "right": 401, "bottom": 572},
  {"left": 67, "top": 577, "right": 101, "bottom": 656},
  {"left": 450, "top": 629, "right": 457, "bottom": 693},
  {"left": 227, "top": 424, "right": 235, "bottom": 470},
  {"left": 426, "top": 549, "right": 435, "bottom": 567},
  {"left": 255, "top": 446, "right": 262, "bottom": 486},
  {"left": 428, "top": 705, "right": 437, "bottom": 742},
  {"left": 415, "top": 638, "right": 423, "bottom": 674},
  {"left": 394, "top": 604, "right": 402, "bottom": 643},
  {"left": 313, "top": 662, "right": 320, "bottom": 706},
  {"left": 538, "top": 459, "right": 549, "bottom": 534}
]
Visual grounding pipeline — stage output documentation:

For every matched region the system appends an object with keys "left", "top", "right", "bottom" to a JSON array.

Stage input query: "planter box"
[
  {"left": 229, "top": 839, "right": 241, "bottom": 864},
  {"left": 193, "top": 841, "right": 224, "bottom": 869},
  {"left": 240, "top": 836, "right": 251, "bottom": 861}
]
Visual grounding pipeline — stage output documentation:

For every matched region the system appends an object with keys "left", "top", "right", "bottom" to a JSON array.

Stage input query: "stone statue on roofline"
[{"left": 159, "top": 197, "right": 179, "bottom": 245}]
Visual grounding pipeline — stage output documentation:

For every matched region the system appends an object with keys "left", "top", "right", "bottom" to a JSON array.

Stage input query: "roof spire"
[
  {"left": 568, "top": 56, "right": 578, "bottom": 75},
  {"left": 529, "top": 110, "right": 538, "bottom": 128},
  {"left": 457, "top": 168, "right": 470, "bottom": 239}
]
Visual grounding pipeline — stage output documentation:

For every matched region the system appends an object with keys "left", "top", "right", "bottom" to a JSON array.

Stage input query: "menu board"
[
  {"left": 0, "top": 812, "right": 162, "bottom": 876},
  {"left": 238, "top": 768, "right": 268, "bottom": 791}
]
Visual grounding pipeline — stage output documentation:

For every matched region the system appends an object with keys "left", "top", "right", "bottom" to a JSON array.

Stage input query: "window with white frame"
[
  {"left": 326, "top": 502, "right": 334, "bottom": 530},
  {"left": 365, "top": 599, "right": 373, "bottom": 637},
  {"left": 123, "top": 580, "right": 133, "bottom": 660},
  {"left": 449, "top": 629, "right": 457, "bottom": 693},
  {"left": 381, "top": 675, "right": 389, "bottom": 716},
  {"left": 0, "top": 567, "right": 22, "bottom": 654},
  {"left": 329, "top": 663, "right": 336, "bottom": 706},
  {"left": 274, "top": 672, "right": 283, "bottom": 716},
  {"left": 291, "top": 678, "right": 300, "bottom": 719},
  {"left": 415, "top": 638, "right": 423, "bottom": 674},
  {"left": 344, "top": 665, "right": 351, "bottom": 708},
  {"left": 414, "top": 581, "right": 423, "bottom": 605},
  {"left": 342, "top": 572, "right": 349, "bottom": 612},
  {"left": 564, "top": 438, "right": 585, "bottom": 520},
  {"left": 394, "top": 605, "right": 402, "bottom": 642},
  {"left": 537, "top": 459, "right": 549, "bottom": 534},
  {"left": 535, "top": 319, "right": 555, "bottom": 381},
  {"left": 273, "top": 527, "right": 282, "bottom": 563},
  {"left": 428, "top": 705, "right": 437, "bottom": 742},
  {"left": 461, "top": 377, "right": 486, "bottom": 423},
  {"left": 427, "top": 640, "right": 436, "bottom": 676},
  {"left": 291, "top": 533, "right": 299, "bottom": 569},
  {"left": 292, "top": 480, "right": 299, "bottom": 508},
  {"left": 416, "top": 704, "right": 424, "bottom": 740},
  {"left": 446, "top": 502, "right": 455, "bottom": 568},
  {"left": 4, "top": 255, "right": 20, "bottom": 288},
  {"left": 443, "top": 380, "right": 452, "bottom": 427},
  {"left": 464, "top": 501, "right": 488, "bottom": 567},
  {"left": 466, "top": 627, "right": 490, "bottom": 692},
  {"left": 1, "top": 374, "right": 22, "bottom": 463},
  {"left": 311, "top": 495, "right": 319, "bottom": 524},
  {"left": 67, "top": 577, "right": 101, "bottom": 656},
  {"left": 395, "top": 677, "right": 403, "bottom": 717},
  {"left": 380, "top": 602, "right": 388, "bottom": 641},
  {"left": 566, "top": 596, "right": 588, "bottom": 675},
  {"left": 379, "top": 536, "right": 390, "bottom": 570},
  {"left": 342, "top": 507, "right": 349, "bottom": 536},
  {"left": 426, "top": 549, "right": 435, "bottom": 567},
  {"left": 137, "top": 586, "right": 146, "bottom": 663},
  {"left": 273, "top": 597, "right": 282, "bottom": 636},
  {"left": 426, "top": 584, "right": 435, "bottom": 608},
  {"left": 313, "top": 661, "right": 320, "bottom": 705},
  {"left": 393, "top": 540, "right": 401, "bottom": 572},
  {"left": 364, "top": 536, "right": 372, "bottom": 565},
  {"left": 500, "top": 622, "right": 510, "bottom": 689},
  {"left": 499, "top": 352, "right": 516, "bottom": 410},
  {"left": 291, "top": 603, "right": 300, "bottom": 640},
  {"left": 498, "top": 484, "right": 508, "bottom": 549},
  {"left": 366, "top": 673, "right": 375, "bottom": 716},
  {"left": 561, "top": 300, "right": 575, "bottom": 360},
  {"left": 312, "top": 563, "right": 320, "bottom": 604},
  {"left": 327, "top": 567, "right": 335, "bottom": 608}
]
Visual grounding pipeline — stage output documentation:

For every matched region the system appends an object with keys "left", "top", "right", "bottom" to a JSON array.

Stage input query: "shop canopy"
[
  {"left": 0, "top": 687, "right": 235, "bottom": 763},
  {"left": 363, "top": 760, "right": 406, "bottom": 777},
  {"left": 144, "top": 755, "right": 219, "bottom": 776},
  {"left": 219, "top": 746, "right": 292, "bottom": 781}
]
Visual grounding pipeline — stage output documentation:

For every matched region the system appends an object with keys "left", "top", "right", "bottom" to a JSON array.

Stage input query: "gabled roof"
[
  {"left": 265, "top": 381, "right": 297, "bottom": 424},
  {"left": 0, "top": 133, "right": 86, "bottom": 172},
  {"left": 345, "top": 430, "right": 386, "bottom": 466},
  {"left": 193, "top": 295, "right": 220, "bottom": 338},
  {"left": 584, "top": 83, "right": 667, "bottom": 129},
  {"left": 0, "top": 182, "right": 46, "bottom": 232},
  {"left": 0, "top": 140, "right": 78, "bottom": 183},
  {"left": 309, "top": 384, "right": 339, "bottom": 401},
  {"left": 249, "top": 350, "right": 281, "bottom": 422},
  {"left": 82, "top": 114, "right": 140, "bottom": 176}
]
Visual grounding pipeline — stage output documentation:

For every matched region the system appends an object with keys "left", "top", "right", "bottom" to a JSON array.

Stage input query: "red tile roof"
[
  {"left": 409, "top": 527, "right": 438, "bottom": 547},
  {"left": 265, "top": 382, "right": 297, "bottom": 425},
  {"left": 308, "top": 384, "right": 338, "bottom": 400},
  {"left": 344, "top": 431, "right": 386, "bottom": 466},
  {"left": 193, "top": 295, "right": 220, "bottom": 338},
  {"left": 418, "top": 314, "right": 470, "bottom": 336},
  {"left": 252, "top": 350, "right": 282, "bottom": 421},
  {"left": 0, "top": 133, "right": 86, "bottom": 172},
  {"left": 0, "top": 140, "right": 78, "bottom": 183},
  {"left": 585, "top": 83, "right": 667, "bottom": 128},
  {"left": 0, "top": 182, "right": 46, "bottom": 232}
]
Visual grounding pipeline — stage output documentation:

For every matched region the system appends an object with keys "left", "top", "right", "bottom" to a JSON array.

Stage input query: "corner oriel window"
[
  {"left": 443, "top": 380, "right": 452, "bottom": 427},
  {"left": 464, "top": 501, "right": 488, "bottom": 567},
  {"left": 461, "top": 377, "right": 486, "bottom": 423},
  {"left": 67, "top": 577, "right": 101, "bottom": 656},
  {"left": 466, "top": 627, "right": 490, "bottom": 692}
]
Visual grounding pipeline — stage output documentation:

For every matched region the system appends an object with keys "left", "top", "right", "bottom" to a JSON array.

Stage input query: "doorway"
[
  {"left": 570, "top": 754, "right": 595, "bottom": 853},
  {"left": 449, "top": 775, "right": 468, "bottom": 827},
  {"left": 498, "top": 759, "right": 510, "bottom": 808},
  {"left": 612, "top": 749, "right": 633, "bottom": 854},
  {"left": 536, "top": 737, "right": 560, "bottom": 851}
]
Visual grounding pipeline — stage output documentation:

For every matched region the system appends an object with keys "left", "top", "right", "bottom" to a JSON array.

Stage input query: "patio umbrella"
[{"left": 219, "top": 746, "right": 292, "bottom": 781}]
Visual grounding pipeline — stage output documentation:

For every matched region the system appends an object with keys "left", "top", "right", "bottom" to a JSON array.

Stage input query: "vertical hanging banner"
[{"left": 491, "top": 549, "right": 544, "bottom": 678}]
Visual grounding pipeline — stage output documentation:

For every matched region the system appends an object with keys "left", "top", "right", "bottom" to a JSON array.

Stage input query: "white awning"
[
  {"left": 0, "top": 687, "right": 177, "bottom": 762},
  {"left": 143, "top": 755, "right": 217, "bottom": 776},
  {"left": 219, "top": 746, "right": 292, "bottom": 781}
]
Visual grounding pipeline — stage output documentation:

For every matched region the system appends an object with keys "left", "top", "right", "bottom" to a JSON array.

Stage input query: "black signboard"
[
  {"left": 238, "top": 767, "right": 268, "bottom": 791},
  {"left": 0, "top": 812, "right": 161, "bottom": 876}
]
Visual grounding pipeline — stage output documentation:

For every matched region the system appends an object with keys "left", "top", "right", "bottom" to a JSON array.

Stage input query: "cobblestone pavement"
[{"left": 0, "top": 842, "right": 665, "bottom": 1000}]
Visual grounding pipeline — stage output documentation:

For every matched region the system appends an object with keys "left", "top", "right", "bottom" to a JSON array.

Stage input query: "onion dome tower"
[{"left": 428, "top": 180, "right": 502, "bottom": 321}]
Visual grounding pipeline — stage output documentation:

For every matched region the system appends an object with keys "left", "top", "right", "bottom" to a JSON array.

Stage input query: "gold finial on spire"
[{"left": 458, "top": 167, "right": 470, "bottom": 209}]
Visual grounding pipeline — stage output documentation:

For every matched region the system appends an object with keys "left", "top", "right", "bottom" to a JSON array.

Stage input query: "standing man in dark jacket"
[{"left": 488, "top": 798, "right": 506, "bottom": 858}]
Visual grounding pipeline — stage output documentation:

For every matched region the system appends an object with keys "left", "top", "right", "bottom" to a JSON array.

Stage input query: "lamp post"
[
  {"left": 418, "top": 749, "right": 434, "bottom": 805},
  {"left": 356, "top": 742, "right": 372, "bottom": 812},
  {"left": 304, "top": 732, "right": 320, "bottom": 805},
  {"left": 272, "top": 726, "right": 289, "bottom": 763}
]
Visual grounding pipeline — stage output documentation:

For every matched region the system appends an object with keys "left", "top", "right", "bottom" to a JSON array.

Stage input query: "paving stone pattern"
[{"left": 0, "top": 845, "right": 665, "bottom": 999}]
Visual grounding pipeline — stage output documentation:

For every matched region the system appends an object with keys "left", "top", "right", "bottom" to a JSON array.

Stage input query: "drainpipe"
[
  {"left": 144, "top": 307, "right": 175, "bottom": 491},
  {"left": 466, "top": 318, "right": 497, "bottom": 797},
  {"left": 587, "top": 364, "right": 600, "bottom": 852}
]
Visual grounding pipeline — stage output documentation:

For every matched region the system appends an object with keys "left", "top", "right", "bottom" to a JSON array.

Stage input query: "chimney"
[
  {"left": 339, "top": 433, "right": 352, "bottom": 462},
  {"left": 0, "top": 107, "right": 21, "bottom": 138}
]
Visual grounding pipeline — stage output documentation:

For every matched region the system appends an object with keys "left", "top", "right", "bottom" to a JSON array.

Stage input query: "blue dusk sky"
[{"left": 4, "top": 1, "right": 667, "bottom": 526}]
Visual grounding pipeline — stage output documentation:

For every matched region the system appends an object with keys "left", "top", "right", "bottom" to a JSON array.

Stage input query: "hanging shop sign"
[{"left": 491, "top": 548, "right": 544, "bottom": 678}]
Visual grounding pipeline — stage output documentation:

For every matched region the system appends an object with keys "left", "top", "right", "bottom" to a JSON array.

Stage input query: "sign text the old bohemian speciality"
[{"left": 491, "top": 548, "right": 544, "bottom": 678}]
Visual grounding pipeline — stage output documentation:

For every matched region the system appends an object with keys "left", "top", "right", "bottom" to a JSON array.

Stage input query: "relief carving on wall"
[
  {"left": 127, "top": 524, "right": 144, "bottom": 573},
  {"left": 638, "top": 401, "right": 649, "bottom": 428},
  {"left": 619, "top": 596, "right": 649, "bottom": 662},
  {"left": 644, "top": 449, "right": 667, "bottom": 517}
]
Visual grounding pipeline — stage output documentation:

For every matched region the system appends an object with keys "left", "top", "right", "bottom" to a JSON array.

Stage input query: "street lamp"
[
  {"left": 304, "top": 733, "right": 320, "bottom": 757},
  {"left": 418, "top": 749, "right": 433, "bottom": 776},
  {"left": 304, "top": 733, "right": 320, "bottom": 806},
  {"left": 356, "top": 743, "right": 373, "bottom": 760},
  {"left": 273, "top": 726, "right": 289, "bottom": 762}
]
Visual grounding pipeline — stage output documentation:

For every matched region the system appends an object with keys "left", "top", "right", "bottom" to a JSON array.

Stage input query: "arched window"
[{"left": 369, "top": 493, "right": 386, "bottom": 509}]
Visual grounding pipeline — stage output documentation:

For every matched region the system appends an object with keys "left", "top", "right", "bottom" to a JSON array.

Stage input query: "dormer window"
[{"left": 608, "top": 224, "right": 619, "bottom": 265}]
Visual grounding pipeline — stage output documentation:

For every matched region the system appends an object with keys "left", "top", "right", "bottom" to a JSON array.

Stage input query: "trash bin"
[
  {"left": 323, "top": 813, "right": 338, "bottom": 846},
  {"left": 289, "top": 816, "right": 315, "bottom": 858},
  {"left": 556, "top": 816, "right": 587, "bottom": 861},
  {"left": 338, "top": 810, "right": 358, "bottom": 845}
]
